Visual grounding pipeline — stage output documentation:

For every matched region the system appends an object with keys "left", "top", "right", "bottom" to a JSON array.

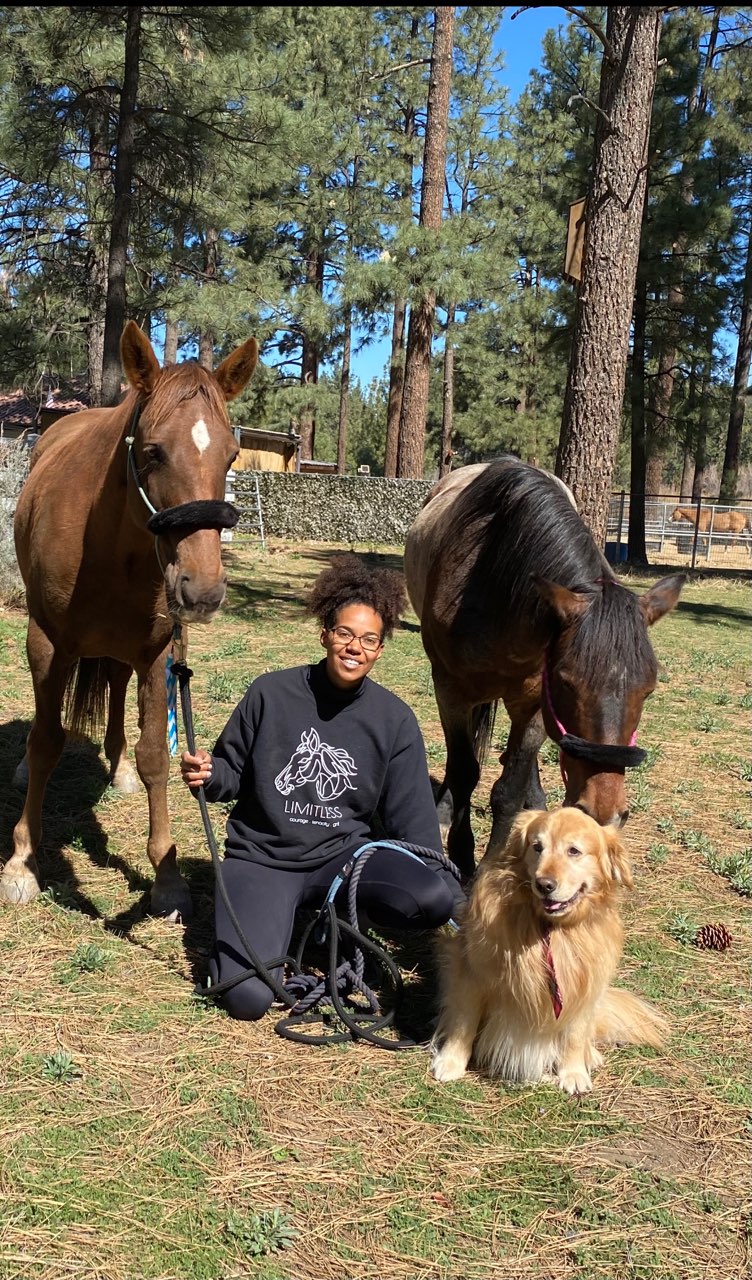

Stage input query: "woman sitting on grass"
[{"left": 180, "top": 554, "right": 464, "bottom": 1021}]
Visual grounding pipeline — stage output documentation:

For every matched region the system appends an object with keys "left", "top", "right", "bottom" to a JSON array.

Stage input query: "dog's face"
[{"left": 509, "top": 808, "right": 632, "bottom": 923}]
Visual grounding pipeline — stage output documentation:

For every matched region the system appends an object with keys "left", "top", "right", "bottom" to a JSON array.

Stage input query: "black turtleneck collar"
[{"left": 307, "top": 658, "right": 369, "bottom": 706}]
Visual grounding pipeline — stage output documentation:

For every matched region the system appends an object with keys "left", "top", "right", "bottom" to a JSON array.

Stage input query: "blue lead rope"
[
  {"left": 314, "top": 839, "right": 460, "bottom": 945},
  {"left": 165, "top": 654, "right": 179, "bottom": 756}
]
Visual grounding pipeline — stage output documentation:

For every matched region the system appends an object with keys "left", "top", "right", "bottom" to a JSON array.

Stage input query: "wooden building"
[{"left": 233, "top": 426, "right": 301, "bottom": 473}]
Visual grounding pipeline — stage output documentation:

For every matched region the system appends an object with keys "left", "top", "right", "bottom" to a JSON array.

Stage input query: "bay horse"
[
  {"left": 404, "top": 458, "right": 685, "bottom": 877},
  {"left": 4, "top": 322, "right": 258, "bottom": 919}
]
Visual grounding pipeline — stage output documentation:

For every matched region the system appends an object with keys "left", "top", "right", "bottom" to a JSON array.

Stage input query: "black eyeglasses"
[{"left": 329, "top": 625, "right": 383, "bottom": 652}]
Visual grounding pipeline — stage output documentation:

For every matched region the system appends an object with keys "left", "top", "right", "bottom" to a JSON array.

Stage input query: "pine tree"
[{"left": 557, "top": 7, "right": 662, "bottom": 545}]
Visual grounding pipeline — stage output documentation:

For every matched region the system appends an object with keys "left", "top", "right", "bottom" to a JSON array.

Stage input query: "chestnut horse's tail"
[
  {"left": 472, "top": 701, "right": 498, "bottom": 768},
  {"left": 62, "top": 658, "right": 109, "bottom": 740}
]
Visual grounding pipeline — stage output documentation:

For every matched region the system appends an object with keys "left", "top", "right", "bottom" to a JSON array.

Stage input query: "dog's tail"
[{"left": 595, "top": 987, "right": 669, "bottom": 1049}]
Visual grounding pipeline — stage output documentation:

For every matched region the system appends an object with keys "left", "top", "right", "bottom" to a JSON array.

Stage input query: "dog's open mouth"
[{"left": 539, "top": 886, "right": 585, "bottom": 915}]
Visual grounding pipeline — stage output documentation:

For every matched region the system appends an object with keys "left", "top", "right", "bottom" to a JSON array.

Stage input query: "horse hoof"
[
  {"left": 150, "top": 880, "right": 193, "bottom": 923},
  {"left": 0, "top": 871, "right": 40, "bottom": 905},
  {"left": 12, "top": 759, "right": 29, "bottom": 792}
]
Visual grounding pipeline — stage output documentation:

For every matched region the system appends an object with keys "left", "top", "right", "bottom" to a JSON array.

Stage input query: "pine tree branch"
[{"left": 511, "top": 6, "right": 617, "bottom": 63}]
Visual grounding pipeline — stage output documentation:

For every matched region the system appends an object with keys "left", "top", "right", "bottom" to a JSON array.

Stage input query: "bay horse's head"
[
  {"left": 536, "top": 574, "right": 684, "bottom": 829},
  {"left": 121, "top": 321, "right": 258, "bottom": 624}
]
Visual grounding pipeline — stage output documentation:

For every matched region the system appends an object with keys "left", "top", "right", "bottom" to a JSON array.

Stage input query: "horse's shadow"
[{"left": 0, "top": 719, "right": 154, "bottom": 922}]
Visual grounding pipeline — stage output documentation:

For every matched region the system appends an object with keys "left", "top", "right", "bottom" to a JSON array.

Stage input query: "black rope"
[{"left": 173, "top": 659, "right": 465, "bottom": 1050}]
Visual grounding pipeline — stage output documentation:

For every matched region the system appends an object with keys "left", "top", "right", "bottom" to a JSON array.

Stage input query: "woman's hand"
[{"left": 180, "top": 749, "right": 213, "bottom": 790}]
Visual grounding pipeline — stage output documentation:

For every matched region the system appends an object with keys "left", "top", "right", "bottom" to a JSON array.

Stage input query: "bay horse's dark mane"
[{"left": 445, "top": 457, "right": 657, "bottom": 687}]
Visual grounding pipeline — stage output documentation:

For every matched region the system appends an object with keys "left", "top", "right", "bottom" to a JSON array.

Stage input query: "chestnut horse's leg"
[
  {"left": 434, "top": 676, "right": 481, "bottom": 880},
  {"left": 2, "top": 619, "right": 70, "bottom": 904},
  {"left": 134, "top": 656, "right": 192, "bottom": 921},
  {"left": 486, "top": 705, "right": 547, "bottom": 861},
  {"left": 104, "top": 659, "right": 139, "bottom": 794}
]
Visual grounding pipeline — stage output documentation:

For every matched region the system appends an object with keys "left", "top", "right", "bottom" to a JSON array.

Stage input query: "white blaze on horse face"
[{"left": 192, "top": 417, "right": 211, "bottom": 455}]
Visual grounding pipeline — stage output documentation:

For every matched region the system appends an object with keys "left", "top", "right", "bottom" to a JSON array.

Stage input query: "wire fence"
[{"left": 606, "top": 492, "right": 752, "bottom": 570}]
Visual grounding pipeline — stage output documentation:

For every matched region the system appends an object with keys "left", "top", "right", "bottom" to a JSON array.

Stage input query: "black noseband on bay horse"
[
  {"left": 125, "top": 401, "right": 240, "bottom": 536},
  {"left": 542, "top": 658, "right": 647, "bottom": 771}
]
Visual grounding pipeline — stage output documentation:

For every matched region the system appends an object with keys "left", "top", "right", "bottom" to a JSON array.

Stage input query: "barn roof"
[{"left": 0, "top": 381, "right": 90, "bottom": 429}]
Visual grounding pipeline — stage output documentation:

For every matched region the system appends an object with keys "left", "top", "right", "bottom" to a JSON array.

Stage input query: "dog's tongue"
[{"left": 544, "top": 898, "right": 566, "bottom": 912}]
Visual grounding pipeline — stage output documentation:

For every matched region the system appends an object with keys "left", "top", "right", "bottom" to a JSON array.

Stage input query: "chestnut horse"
[
  {"left": 4, "top": 322, "right": 258, "bottom": 919},
  {"left": 670, "top": 506, "right": 751, "bottom": 537},
  {"left": 404, "top": 458, "right": 684, "bottom": 877}
]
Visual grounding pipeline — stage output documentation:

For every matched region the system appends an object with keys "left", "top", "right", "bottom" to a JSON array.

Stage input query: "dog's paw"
[
  {"left": 585, "top": 1044, "right": 604, "bottom": 1072},
  {"left": 557, "top": 1065, "right": 592, "bottom": 1096},
  {"left": 431, "top": 1047, "right": 469, "bottom": 1083}
]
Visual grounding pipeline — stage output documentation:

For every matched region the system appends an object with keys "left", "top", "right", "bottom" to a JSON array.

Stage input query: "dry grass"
[{"left": 0, "top": 539, "right": 750, "bottom": 1280}]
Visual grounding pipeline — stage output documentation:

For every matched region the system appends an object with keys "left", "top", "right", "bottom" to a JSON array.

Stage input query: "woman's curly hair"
[{"left": 306, "top": 554, "right": 407, "bottom": 639}]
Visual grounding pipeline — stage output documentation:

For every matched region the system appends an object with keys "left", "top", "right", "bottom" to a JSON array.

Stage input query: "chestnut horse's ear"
[
  {"left": 533, "top": 575, "right": 590, "bottom": 625},
  {"left": 121, "top": 320, "right": 161, "bottom": 396},
  {"left": 639, "top": 574, "right": 685, "bottom": 627},
  {"left": 603, "top": 826, "right": 633, "bottom": 888},
  {"left": 214, "top": 338, "right": 259, "bottom": 402}
]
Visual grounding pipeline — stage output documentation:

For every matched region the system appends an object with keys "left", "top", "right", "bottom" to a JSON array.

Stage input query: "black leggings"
[{"left": 210, "top": 846, "right": 465, "bottom": 1021}]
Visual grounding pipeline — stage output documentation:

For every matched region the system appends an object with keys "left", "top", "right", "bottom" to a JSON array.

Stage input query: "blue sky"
[{"left": 348, "top": 4, "right": 560, "bottom": 387}]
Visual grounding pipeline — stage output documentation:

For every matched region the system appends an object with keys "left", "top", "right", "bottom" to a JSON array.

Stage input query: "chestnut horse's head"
[
  {"left": 121, "top": 321, "right": 258, "bottom": 624},
  {"left": 536, "top": 574, "right": 684, "bottom": 828}
]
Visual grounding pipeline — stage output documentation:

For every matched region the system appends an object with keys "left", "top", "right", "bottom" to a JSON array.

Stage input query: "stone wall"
[{"left": 231, "top": 471, "right": 433, "bottom": 545}]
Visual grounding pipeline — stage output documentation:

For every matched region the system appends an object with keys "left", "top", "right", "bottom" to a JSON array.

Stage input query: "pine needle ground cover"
[{"left": 0, "top": 540, "right": 749, "bottom": 1280}]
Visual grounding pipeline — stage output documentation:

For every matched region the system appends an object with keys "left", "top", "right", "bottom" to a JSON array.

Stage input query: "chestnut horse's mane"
[
  {"left": 146, "top": 360, "right": 230, "bottom": 425},
  {"left": 94, "top": 361, "right": 231, "bottom": 436},
  {"left": 441, "top": 457, "right": 657, "bottom": 689}
]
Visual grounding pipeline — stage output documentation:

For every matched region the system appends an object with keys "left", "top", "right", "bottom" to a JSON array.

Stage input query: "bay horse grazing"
[
  {"left": 4, "top": 322, "right": 258, "bottom": 919},
  {"left": 404, "top": 458, "right": 685, "bottom": 877}
]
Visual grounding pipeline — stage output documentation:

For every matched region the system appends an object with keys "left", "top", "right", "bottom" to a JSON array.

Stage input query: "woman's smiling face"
[{"left": 320, "top": 603, "right": 385, "bottom": 689}]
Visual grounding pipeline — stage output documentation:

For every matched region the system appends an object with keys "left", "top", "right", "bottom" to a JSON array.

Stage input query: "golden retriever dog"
[{"left": 431, "top": 809, "right": 668, "bottom": 1095}]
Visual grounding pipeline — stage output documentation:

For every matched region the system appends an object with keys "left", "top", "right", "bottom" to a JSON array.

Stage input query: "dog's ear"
[
  {"left": 604, "top": 827, "right": 633, "bottom": 888},
  {"left": 505, "top": 810, "right": 542, "bottom": 863}
]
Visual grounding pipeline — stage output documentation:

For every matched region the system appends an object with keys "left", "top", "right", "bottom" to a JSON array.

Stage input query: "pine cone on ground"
[{"left": 694, "top": 923, "right": 732, "bottom": 951}]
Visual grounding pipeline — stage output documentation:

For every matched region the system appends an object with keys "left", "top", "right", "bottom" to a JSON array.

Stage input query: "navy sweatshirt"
[{"left": 202, "top": 660, "right": 442, "bottom": 868}]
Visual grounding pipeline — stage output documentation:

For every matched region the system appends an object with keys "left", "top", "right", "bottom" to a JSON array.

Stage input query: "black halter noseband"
[
  {"left": 125, "top": 401, "right": 240, "bottom": 536},
  {"left": 541, "top": 658, "right": 647, "bottom": 771}
]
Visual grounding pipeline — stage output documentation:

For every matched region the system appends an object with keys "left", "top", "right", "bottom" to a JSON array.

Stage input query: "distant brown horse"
[
  {"left": 4, "top": 322, "right": 258, "bottom": 918},
  {"left": 671, "top": 506, "right": 751, "bottom": 536},
  {"left": 404, "top": 459, "right": 685, "bottom": 877}
]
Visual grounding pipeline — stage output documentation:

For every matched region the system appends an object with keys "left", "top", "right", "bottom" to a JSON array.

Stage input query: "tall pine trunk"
[
  {"left": 384, "top": 299, "right": 406, "bottom": 476},
  {"left": 627, "top": 255, "right": 648, "bottom": 564},
  {"left": 396, "top": 6, "right": 454, "bottom": 479},
  {"left": 198, "top": 226, "right": 218, "bottom": 372},
  {"left": 556, "top": 7, "right": 661, "bottom": 546},
  {"left": 439, "top": 302, "right": 456, "bottom": 477},
  {"left": 101, "top": 7, "right": 141, "bottom": 407},
  {"left": 720, "top": 211, "right": 752, "bottom": 501},
  {"left": 384, "top": 13, "right": 420, "bottom": 477},
  {"left": 337, "top": 305, "right": 352, "bottom": 475},
  {"left": 299, "top": 246, "right": 325, "bottom": 461},
  {"left": 86, "top": 101, "right": 110, "bottom": 408}
]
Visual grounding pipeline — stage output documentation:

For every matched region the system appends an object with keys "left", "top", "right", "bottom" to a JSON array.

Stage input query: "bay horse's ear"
[
  {"left": 532, "top": 575, "right": 590, "bottom": 625},
  {"left": 121, "top": 320, "right": 161, "bottom": 396},
  {"left": 214, "top": 338, "right": 259, "bottom": 401},
  {"left": 639, "top": 574, "right": 685, "bottom": 627}
]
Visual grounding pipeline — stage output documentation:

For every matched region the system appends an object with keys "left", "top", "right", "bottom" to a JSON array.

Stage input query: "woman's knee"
[
  {"left": 417, "top": 875, "right": 456, "bottom": 928},
  {"left": 218, "top": 975, "right": 275, "bottom": 1022}
]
